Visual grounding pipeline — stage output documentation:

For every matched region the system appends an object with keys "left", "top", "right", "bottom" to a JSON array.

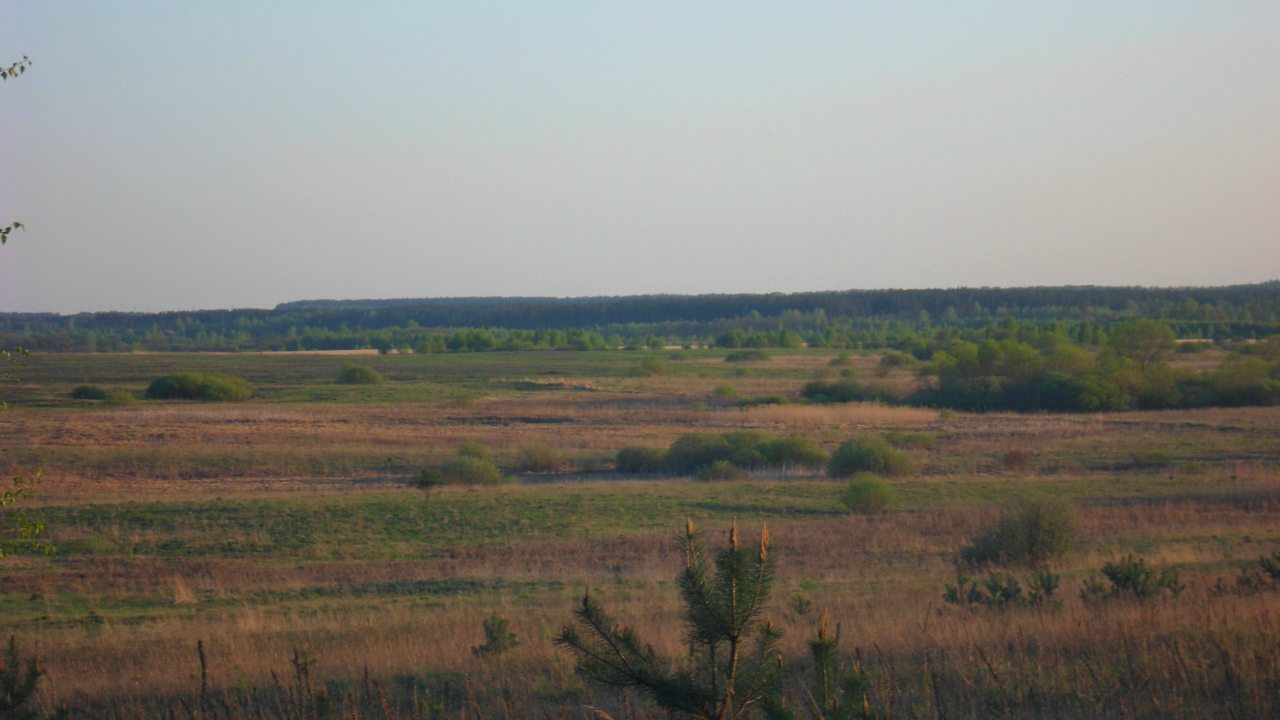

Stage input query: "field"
[{"left": 2, "top": 349, "right": 1279, "bottom": 718}]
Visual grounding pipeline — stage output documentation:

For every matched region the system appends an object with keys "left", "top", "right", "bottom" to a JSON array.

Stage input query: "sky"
[{"left": 1, "top": 2, "right": 1278, "bottom": 314}]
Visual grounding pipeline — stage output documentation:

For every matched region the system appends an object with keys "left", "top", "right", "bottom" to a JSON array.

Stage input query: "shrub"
[
  {"left": 695, "top": 460, "right": 746, "bottom": 482},
  {"left": 70, "top": 384, "right": 108, "bottom": 400},
  {"left": 735, "top": 394, "right": 788, "bottom": 407},
  {"left": 436, "top": 456, "right": 503, "bottom": 485},
  {"left": 960, "top": 499, "right": 1075, "bottom": 567},
  {"left": 515, "top": 443, "right": 564, "bottom": 473},
  {"left": 335, "top": 363, "right": 383, "bottom": 385},
  {"left": 801, "top": 379, "right": 870, "bottom": 404},
  {"left": 456, "top": 441, "right": 495, "bottom": 461},
  {"left": 1081, "top": 555, "right": 1183, "bottom": 602},
  {"left": 665, "top": 433, "right": 734, "bottom": 474},
  {"left": 557, "top": 523, "right": 783, "bottom": 719},
  {"left": 712, "top": 384, "right": 739, "bottom": 398},
  {"left": 840, "top": 474, "right": 896, "bottom": 514},
  {"left": 472, "top": 615, "right": 518, "bottom": 657},
  {"left": 759, "top": 434, "right": 828, "bottom": 469},
  {"left": 103, "top": 391, "right": 137, "bottom": 407},
  {"left": 615, "top": 446, "right": 667, "bottom": 474},
  {"left": 634, "top": 356, "right": 668, "bottom": 376},
  {"left": 145, "top": 372, "right": 254, "bottom": 401},
  {"left": 827, "top": 436, "right": 916, "bottom": 478},
  {"left": 943, "top": 569, "right": 1059, "bottom": 609}
]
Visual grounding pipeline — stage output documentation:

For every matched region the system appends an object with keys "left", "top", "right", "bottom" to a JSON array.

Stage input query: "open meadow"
[{"left": 2, "top": 349, "right": 1279, "bottom": 718}]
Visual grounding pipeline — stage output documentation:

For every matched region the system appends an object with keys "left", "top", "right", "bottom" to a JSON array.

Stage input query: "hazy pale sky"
[{"left": 2, "top": 2, "right": 1278, "bottom": 313}]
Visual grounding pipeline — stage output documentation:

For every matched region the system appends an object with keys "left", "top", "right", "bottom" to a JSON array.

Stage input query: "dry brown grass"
[{"left": 4, "top": 351, "right": 1279, "bottom": 717}]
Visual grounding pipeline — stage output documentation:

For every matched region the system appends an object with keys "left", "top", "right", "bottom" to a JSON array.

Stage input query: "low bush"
[
  {"left": 827, "top": 436, "right": 916, "bottom": 478},
  {"left": 960, "top": 499, "right": 1075, "bottom": 567},
  {"left": 634, "top": 356, "right": 668, "bottom": 376},
  {"left": 335, "top": 363, "right": 383, "bottom": 385},
  {"left": 1081, "top": 555, "right": 1183, "bottom": 602},
  {"left": 514, "top": 443, "right": 565, "bottom": 473},
  {"left": 457, "top": 441, "right": 495, "bottom": 461},
  {"left": 712, "top": 384, "right": 739, "bottom": 398},
  {"left": 665, "top": 433, "right": 734, "bottom": 474},
  {"left": 103, "top": 391, "right": 137, "bottom": 407},
  {"left": 695, "top": 460, "right": 747, "bottom": 482},
  {"left": 70, "top": 384, "right": 108, "bottom": 400},
  {"left": 840, "top": 473, "right": 896, "bottom": 514},
  {"left": 145, "top": 372, "right": 255, "bottom": 401},
  {"left": 615, "top": 446, "right": 667, "bottom": 474},
  {"left": 801, "top": 379, "right": 870, "bottom": 404},
  {"left": 436, "top": 456, "right": 503, "bottom": 485},
  {"left": 472, "top": 615, "right": 518, "bottom": 657},
  {"left": 944, "top": 569, "right": 1059, "bottom": 609},
  {"left": 735, "top": 394, "right": 788, "bottom": 407},
  {"left": 760, "top": 434, "right": 828, "bottom": 469}
]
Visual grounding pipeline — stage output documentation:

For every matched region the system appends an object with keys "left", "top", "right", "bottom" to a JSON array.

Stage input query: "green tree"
[
  {"left": 557, "top": 521, "right": 784, "bottom": 720},
  {"left": 1108, "top": 319, "right": 1176, "bottom": 371}
]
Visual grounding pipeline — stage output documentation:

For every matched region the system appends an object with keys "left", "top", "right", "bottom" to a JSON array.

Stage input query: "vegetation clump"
[
  {"left": 840, "top": 473, "right": 897, "bottom": 514},
  {"left": 827, "top": 436, "right": 916, "bottom": 478},
  {"left": 655, "top": 430, "right": 828, "bottom": 477},
  {"left": 614, "top": 446, "right": 667, "bottom": 474},
  {"left": 334, "top": 362, "right": 383, "bottom": 385},
  {"left": 514, "top": 443, "right": 565, "bottom": 473},
  {"left": 943, "top": 569, "right": 1060, "bottom": 609},
  {"left": 695, "top": 460, "right": 746, "bottom": 482},
  {"left": 472, "top": 615, "right": 518, "bottom": 657},
  {"left": 1080, "top": 555, "right": 1183, "bottom": 602},
  {"left": 421, "top": 443, "right": 504, "bottom": 485},
  {"left": 70, "top": 384, "right": 108, "bottom": 400},
  {"left": 557, "top": 522, "right": 784, "bottom": 720},
  {"left": 144, "top": 372, "right": 254, "bottom": 401},
  {"left": 724, "top": 349, "right": 771, "bottom": 363},
  {"left": 960, "top": 499, "right": 1075, "bottom": 567}
]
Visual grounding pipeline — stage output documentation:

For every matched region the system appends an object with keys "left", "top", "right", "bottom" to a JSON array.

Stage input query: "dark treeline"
[{"left": 2, "top": 283, "right": 1278, "bottom": 352}]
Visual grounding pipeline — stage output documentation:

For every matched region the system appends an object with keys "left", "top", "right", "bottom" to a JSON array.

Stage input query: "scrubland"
[{"left": 1, "top": 349, "right": 1277, "bottom": 718}]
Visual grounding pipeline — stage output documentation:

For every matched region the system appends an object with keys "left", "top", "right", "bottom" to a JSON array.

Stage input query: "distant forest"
[{"left": 3, "top": 283, "right": 1278, "bottom": 353}]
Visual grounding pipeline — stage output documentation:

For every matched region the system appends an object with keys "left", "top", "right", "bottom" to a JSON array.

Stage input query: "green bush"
[
  {"left": 70, "top": 384, "right": 108, "bottom": 400},
  {"left": 827, "top": 436, "right": 916, "bottom": 478},
  {"left": 456, "top": 441, "right": 495, "bottom": 461},
  {"left": 103, "top": 391, "right": 137, "bottom": 407},
  {"left": 1081, "top": 555, "right": 1183, "bottom": 602},
  {"left": 735, "top": 394, "right": 788, "bottom": 407},
  {"left": 144, "top": 372, "right": 254, "bottom": 401},
  {"left": 665, "top": 433, "right": 734, "bottom": 474},
  {"left": 712, "top": 383, "right": 739, "bottom": 398},
  {"left": 840, "top": 473, "right": 896, "bottom": 513},
  {"left": 760, "top": 434, "right": 828, "bottom": 469},
  {"left": 943, "top": 569, "right": 1059, "bottom": 609},
  {"left": 615, "top": 446, "right": 668, "bottom": 474},
  {"left": 696, "top": 460, "right": 747, "bottom": 481},
  {"left": 960, "top": 499, "right": 1075, "bottom": 567},
  {"left": 514, "top": 443, "right": 564, "bottom": 473},
  {"left": 437, "top": 456, "right": 503, "bottom": 485},
  {"left": 335, "top": 363, "right": 383, "bottom": 385},
  {"left": 634, "top": 356, "right": 669, "bottom": 376},
  {"left": 472, "top": 615, "right": 518, "bottom": 657}
]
